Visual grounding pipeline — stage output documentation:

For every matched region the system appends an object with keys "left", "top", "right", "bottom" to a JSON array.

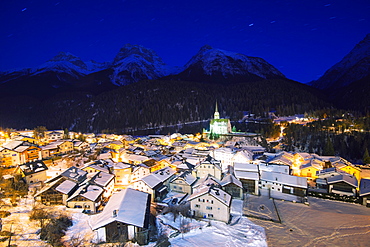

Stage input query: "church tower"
[{"left": 214, "top": 101, "right": 220, "bottom": 119}]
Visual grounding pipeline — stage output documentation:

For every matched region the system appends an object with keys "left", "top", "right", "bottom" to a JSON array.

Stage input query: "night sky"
[{"left": 0, "top": 0, "right": 369, "bottom": 83}]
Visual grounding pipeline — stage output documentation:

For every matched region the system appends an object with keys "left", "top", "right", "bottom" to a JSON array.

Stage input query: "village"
[{"left": 0, "top": 105, "right": 370, "bottom": 246}]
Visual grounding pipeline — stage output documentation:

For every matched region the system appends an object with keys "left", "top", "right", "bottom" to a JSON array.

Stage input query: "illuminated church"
[{"left": 209, "top": 102, "right": 232, "bottom": 135}]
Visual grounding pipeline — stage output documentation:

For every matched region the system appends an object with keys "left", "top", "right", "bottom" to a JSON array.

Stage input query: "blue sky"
[{"left": 0, "top": 0, "right": 369, "bottom": 82}]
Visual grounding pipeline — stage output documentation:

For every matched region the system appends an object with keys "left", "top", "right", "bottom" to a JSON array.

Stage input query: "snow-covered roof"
[
  {"left": 300, "top": 159, "right": 323, "bottom": 170},
  {"left": 220, "top": 174, "right": 243, "bottom": 188},
  {"left": 34, "top": 177, "right": 63, "bottom": 197},
  {"left": 123, "top": 153, "right": 149, "bottom": 162},
  {"left": 55, "top": 180, "right": 78, "bottom": 195},
  {"left": 113, "top": 162, "right": 132, "bottom": 170},
  {"left": 2, "top": 140, "right": 23, "bottom": 150},
  {"left": 89, "top": 188, "right": 150, "bottom": 230},
  {"left": 82, "top": 160, "right": 111, "bottom": 174},
  {"left": 188, "top": 186, "right": 232, "bottom": 207},
  {"left": 170, "top": 171, "right": 197, "bottom": 186},
  {"left": 141, "top": 167, "right": 175, "bottom": 189},
  {"left": 13, "top": 145, "right": 31, "bottom": 153},
  {"left": 234, "top": 170, "right": 259, "bottom": 181},
  {"left": 234, "top": 163, "right": 259, "bottom": 173},
  {"left": 97, "top": 152, "right": 112, "bottom": 160},
  {"left": 60, "top": 166, "right": 87, "bottom": 183},
  {"left": 91, "top": 172, "right": 115, "bottom": 187},
  {"left": 268, "top": 153, "right": 293, "bottom": 166},
  {"left": 261, "top": 171, "right": 307, "bottom": 188},
  {"left": 359, "top": 179, "right": 370, "bottom": 197},
  {"left": 67, "top": 184, "right": 104, "bottom": 202},
  {"left": 327, "top": 174, "right": 358, "bottom": 188},
  {"left": 193, "top": 174, "right": 222, "bottom": 190},
  {"left": 258, "top": 163, "right": 290, "bottom": 174},
  {"left": 19, "top": 161, "right": 48, "bottom": 176}
]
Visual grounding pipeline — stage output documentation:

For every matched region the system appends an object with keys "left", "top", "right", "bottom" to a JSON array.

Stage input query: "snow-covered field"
[
  {"left": 249, "top": 196, "right": 370, "bottom": 247},
  {"left": 3, "top": 195, "right": 370, "bottom": 247}
]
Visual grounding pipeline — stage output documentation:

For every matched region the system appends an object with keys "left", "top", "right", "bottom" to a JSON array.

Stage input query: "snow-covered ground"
[
  {"left": 1, "top": 196, "right": 49, "bottom": 247},
  {"left": 156, "top": 199, "right": 267, "bottom": 247},
  {"left": 249, "top": 196, "right": 370, "bottom": 247},
  {"left": 5, "top": 194, "right": 369, "bottom": 247}
]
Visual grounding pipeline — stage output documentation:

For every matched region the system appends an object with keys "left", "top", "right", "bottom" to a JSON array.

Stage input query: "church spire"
[{"left": 214, "top": 101, "right": 220, "bottom": 119}]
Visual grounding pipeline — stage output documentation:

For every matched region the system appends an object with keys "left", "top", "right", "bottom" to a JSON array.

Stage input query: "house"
[
  {"left": 0, "top": 140, "right": 41, "bottom": 167},
  {"left": 260, "top": 171, "right": 307, "bottom": 202},
  {"left": 220, "top": 173, "right": 243, "bottom": 199},
  {"left": 89, "top": 171, "right": 116, "bottom": 199},
  {"left": 82, "top": 160, "right": 113, "bottom": 174},
  {"left": 112, "top": 162, "right": 132, "bottom": 187},
  {"left": 46, "top": 130, "right": 64, "bottom": 141},
  {"left": 194, "top": 156, "right": 222, "bottom": 180},
  {"left": 234, "top": 163, "right": 260, "bottom": 195},
  {"left": 90, "top": 188, "right": 151, "bottom": 244},
  {"left": 16, "top": 160, "right": 48, "bottom": 184},
  {"left": 120, "top": 153, "right": 150, "bottom": 165},
  {"left": 41, "top": 140, "right": 73, "bottom": 158},
  {"left": 35, "top": 166, "right": 87, "bottom": 205},
  {"left": 299, "top": 159, "right": 323, "bottom": 179},
  {"left": 232, "top": 150, "right": 254, "bottom": 165},
  {"left": 188, "top": 186, "right": 232, "bottom": 223},
  {"left": 66, "top": 184, "right": 104, "bottom": 213},
  {"left": 169, "top": 171, "right": 197, "bottom": 194},
  {"left": 131, "top": 166, "right": 176, "bottom": 201},
  {"left": 35, "top": 178, "right": 78, "bottom": 205},
  {"left": 131, "top": 164, "right": 151, "bottom": 182},
  {"left": 212, "top": 147, "right": 234, "bottom": 171},
  {"left": 359, "top": 178, "right": 370, "bottom": 207},
  {"left": 192, "top": 174, "right": 222, "bottom": 191},
  {"left": 327, "top": 173, "right": 358, "bottom": 197},
  {"left": 73, "top": 140, "right": 90, "bottom": 151},
  {"left": 35, "top": 166, "right": 115, "bottom": 209}
]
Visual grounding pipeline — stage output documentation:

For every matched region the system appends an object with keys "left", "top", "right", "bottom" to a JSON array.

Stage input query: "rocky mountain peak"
[
  {"left": 182, "top": 45, "right": 285, "bottom": 80},
  {"left": 311, "top": 33, "right": 370, "bottom": 90}
]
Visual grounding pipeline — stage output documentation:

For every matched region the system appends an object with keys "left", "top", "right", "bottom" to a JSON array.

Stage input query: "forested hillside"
[{"left": 0, "top": 79, "right": 329, "bottom": 133}]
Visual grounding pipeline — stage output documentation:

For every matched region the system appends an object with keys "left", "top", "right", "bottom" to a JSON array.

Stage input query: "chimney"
[{"left": 113, "top": 209, "right": 118, "bottom": 217}]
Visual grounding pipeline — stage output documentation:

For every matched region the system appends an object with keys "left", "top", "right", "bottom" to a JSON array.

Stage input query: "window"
[
  {"left": 206, "top": 206, "right": 212, "bottom": 210},
  {"left": 208, "top": 214, "right": 214, "bottom": 218},
  {"left": 195, "top": 204, "right": 200, "bottom": 208},
  {"left": 198, "top": 198, "right": 201, "bottom": 202},
  {"left": 211, "top": 200, "right": 213, "bottom": 204}
]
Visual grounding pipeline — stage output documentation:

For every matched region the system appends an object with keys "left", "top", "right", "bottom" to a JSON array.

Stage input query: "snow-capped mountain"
[
  {"left": 110, "top": 44, "right": 173, "bottom": 86},
  {"left": 0, "top": 44, "right": 287, "bottom": 98},
  {"left": 167, "top": 45, "right": 285, "bottom": 83},
  {"left": 311, "top": 33, "right": 370, "bottom": 90},
  {"left": 33, "top": 52, "right": 110, "bottom": 78}
]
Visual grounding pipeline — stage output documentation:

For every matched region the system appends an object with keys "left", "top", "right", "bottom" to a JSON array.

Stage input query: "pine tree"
[
  {"left": 363, "top": 148, "right": 370, "bottom": 164},
  {"left": 323, "top": 136, "right": 335, "bottom": 156}
]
